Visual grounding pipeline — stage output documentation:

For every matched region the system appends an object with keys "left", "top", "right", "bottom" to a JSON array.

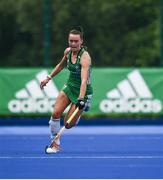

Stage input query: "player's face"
[{"left": 68, "top": 33, "right": 83, "bottom": 52}]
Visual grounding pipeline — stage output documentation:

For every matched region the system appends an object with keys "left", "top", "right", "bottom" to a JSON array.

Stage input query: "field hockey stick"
[{"left": 52, "top": 107, "right": 79, "bottom": 142}]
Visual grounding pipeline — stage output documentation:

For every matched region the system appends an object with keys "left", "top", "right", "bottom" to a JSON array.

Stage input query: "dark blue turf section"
[{"left": 0, "top": 126, "right": 163, "bottom": 179}]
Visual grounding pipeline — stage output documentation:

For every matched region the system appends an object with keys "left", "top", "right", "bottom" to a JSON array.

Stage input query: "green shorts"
[{"left": 62, "top": 83, "right": 93, "bottom": 112}]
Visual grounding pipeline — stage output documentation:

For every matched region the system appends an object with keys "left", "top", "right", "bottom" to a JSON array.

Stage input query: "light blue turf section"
[
  {"left": 1, "top": 125, "right": 163, "bottom": 135},
  {"left": 0, "top": 125, "right": 163, "bottom": 179}
]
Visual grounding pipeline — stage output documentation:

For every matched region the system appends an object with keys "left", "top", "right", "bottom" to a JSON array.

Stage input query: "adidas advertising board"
[
  {"left": 100, "top": 70, "right": 162, "bottom": 113},
  {"left": 0, "top": 68, "right": 163, "bottom": 115},
  {"left": 8, "top": 70, "right": 59, "bottom": 113}
]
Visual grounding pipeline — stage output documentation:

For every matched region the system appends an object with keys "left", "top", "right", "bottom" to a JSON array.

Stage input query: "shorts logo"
[
  {"left": 8, "top": 70, "right": 59, "bottom": 113},
  {"left": 100, "top": 70, "right": 162, "bottom": 113}
]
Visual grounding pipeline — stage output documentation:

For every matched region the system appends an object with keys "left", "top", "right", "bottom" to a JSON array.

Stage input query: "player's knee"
[
  {"left": 52, "top": 111, "right": 61, "bottom": 119},
  {"left": 65, "top": 124, "right": 70, "bottom": 129},
  {"left": 65, "top": 123, "right": 74, "bottom": 129}
]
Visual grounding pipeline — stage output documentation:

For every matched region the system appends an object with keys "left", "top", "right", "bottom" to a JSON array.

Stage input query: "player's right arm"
[{"left": 40, "top": 47, "right": 71, "bottom": 89}]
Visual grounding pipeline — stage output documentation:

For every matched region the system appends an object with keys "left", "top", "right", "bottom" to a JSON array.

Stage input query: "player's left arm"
[{"left": 79, "top": 51, "right": 91, "bottom": 99}]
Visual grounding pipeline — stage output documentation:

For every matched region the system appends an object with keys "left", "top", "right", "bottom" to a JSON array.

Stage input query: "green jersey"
[{"left": 62, "top": 47, "right": 93, "bottom": 105}]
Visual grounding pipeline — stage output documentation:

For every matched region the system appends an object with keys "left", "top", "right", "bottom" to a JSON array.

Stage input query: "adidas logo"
[
  {"left": 100, "top": 70, "right": 162, "bottom": 113},
  {"left": 8, "top": 70, "right": 59, "bottom": 113}
]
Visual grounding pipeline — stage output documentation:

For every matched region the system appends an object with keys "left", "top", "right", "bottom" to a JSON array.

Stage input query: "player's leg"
[
  {"left": 64, "top": 94, "right": 93, "bottom": 129},
  {"left": 47, "top": 91, "right": 70, "bottom": 153},
  {"left": 46, "top": 106, "right": 79, "bottom": 154},
  {"left": 49, "top": 91, "right": 70, "bottom": 138},
  {"left": 64, "top": 103, "right": 83, "bottom": 129}
]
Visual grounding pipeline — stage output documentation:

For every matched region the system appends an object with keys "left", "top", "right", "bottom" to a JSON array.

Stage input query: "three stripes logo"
[
  {"left": 100, "top": 70, "right": 162, "bottom": 113},
  {"left": 8, "top": 70, "right": 59, "bottom": 113}
]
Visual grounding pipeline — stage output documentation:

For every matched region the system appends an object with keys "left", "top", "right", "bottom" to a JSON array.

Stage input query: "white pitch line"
[{"left": 0, "top": 156, "right": 163, "bottom": 159}]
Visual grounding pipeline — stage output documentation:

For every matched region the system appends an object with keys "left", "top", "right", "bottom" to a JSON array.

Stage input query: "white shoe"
[
  {"left": 45, "top": 140, "right": 60, "bottom": 154},
  {"left": 45, "top": 147, "right": 58, "bottom": 154}
]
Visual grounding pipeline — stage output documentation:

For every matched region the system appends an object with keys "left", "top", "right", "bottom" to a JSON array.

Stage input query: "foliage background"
[{"left": 0, "top": 0, "right": 160, "bottom": 67}]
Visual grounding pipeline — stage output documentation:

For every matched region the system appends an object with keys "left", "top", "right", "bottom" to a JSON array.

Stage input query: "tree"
[{"left": 0, "top": 0, "right": 160, "bottom": 67}]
